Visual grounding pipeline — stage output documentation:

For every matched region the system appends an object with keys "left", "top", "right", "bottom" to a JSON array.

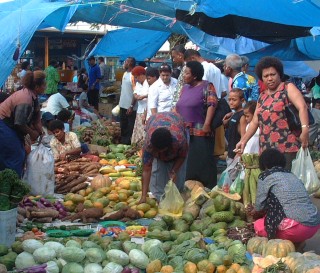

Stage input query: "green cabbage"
[
  {"left": 106, "top": 249, "right": 129, "bottom": 266},
  {"left": 183, "top": 248, "right": 208, "bottom": 264},
  {"left": 141, "top": 239, "right": 162, "bottom": 256},
  {"left": 227, "top": 240, "right": 247, "bottom": 264},
  {"left": 148, "top": 245, "right": 167, "bottom": 264},
  {"left": 62, "top": 262, "right": 84, "bottom": 273},
  {"left": 82, "top": 241, "right": 101, "bottom": 250},
  {"left": 46, "top": 261, "right": 60, "bottom": 273},
  {"left": 84, "top": 263, "right": 103, "bottom": 273},
  {"left": 122, "top": 241, "right": 141, "bottom": 254},
  {"left": 208, "top": 249, "right": 227, "bottom": 266},
  {"left": 33, "top": 247, "right": 56, "bottom": 263},
  {"left": 85, "top": 248, "right": 106, "bottom": 263},
  {"left": 65, "top": 240, "right": 81, "bottom": 248},
  {"left": 102, "top": 262, "right": 123, "bottom": 273},
  {"left": 22, "top": 239, "right": 43, "bottom": 254},
  {"left": 44, "top": 242, "right": 65, "bottom": 257},
  {"left": 15, "top": 252, "right": 37, "bottom": 269},
  {"left": 0, "top": 244, "right": 8, "bottom": 256},
  {"left": 168, "top": 256, "right": 185, "bottom": 272},
  {"left": 61, "top": 247, "right": 86, "bottom": 263},
  {"left": 129, "top": 249, "right": 149, "bottom": 269}
]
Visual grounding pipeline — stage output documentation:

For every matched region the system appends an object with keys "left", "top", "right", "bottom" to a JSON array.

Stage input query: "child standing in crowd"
[
  {"left": 243, "top": 101, "right": 260, "bottom": 154},
  {"left": 223, "top": 88, "right": 246, "bottom": 165}
]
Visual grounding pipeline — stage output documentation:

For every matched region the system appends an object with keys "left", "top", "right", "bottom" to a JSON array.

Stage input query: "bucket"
[{"left": 0, "top": 208, "right": 17, "bottom": 247}]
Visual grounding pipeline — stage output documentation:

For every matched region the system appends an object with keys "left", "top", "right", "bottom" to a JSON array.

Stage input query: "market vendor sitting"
[
  {"left": 252, "top": 148, "right": 320, "bottom": 245},
  {"left": 49, "top": 119, "right": 81, "bottom": 161},
  {"left": 78, "top": 83, "right": 99, "bottom": 121},
  {"left": 138, "top": 112, "right": 188, "bottom": 203}
]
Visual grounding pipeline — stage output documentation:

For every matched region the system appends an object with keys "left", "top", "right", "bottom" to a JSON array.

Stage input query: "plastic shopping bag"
[
  {"left": 292, "top": 147, "right": 320, "bottom": 194},
  {"left": 158, "top": 180, "right": 184, "bottom": 217},
  {"left": 23, "top": 140, "right": 55, "bottom": 196},
  {"left": 217, "top": 157, "right": 242, "bottom": 193},
  {"left": 230, "top": 170, "right": 245, "bottom": 195}
]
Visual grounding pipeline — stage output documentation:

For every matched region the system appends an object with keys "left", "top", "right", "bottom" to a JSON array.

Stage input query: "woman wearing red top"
[{"left": 236, "top": 57, "right": 309, "bottom": 169}]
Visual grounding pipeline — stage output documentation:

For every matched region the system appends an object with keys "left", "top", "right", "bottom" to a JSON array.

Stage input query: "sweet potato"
[
  {"left": 17, "top": 207, "right": 27, "bottom": 217},
  {"left": 58, "top": 176, "right": 87, "bottom": 192},
  {"left": 83, "top": 164, "right": 98, "bottom": 173},
  {"left": 70, "top": 182, "right": 88, "bottom": 193},
  {"left": 34, "top": 217, "right": 53, "bottom": 223},
  {"left": 31, "top": 209, "right": 59, "bottom": 219}
]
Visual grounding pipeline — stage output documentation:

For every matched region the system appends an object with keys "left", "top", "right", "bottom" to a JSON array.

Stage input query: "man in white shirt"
[
  {"left": 184, "top": 49, "right": 221, "bottom": 96},
  {"left": 148, "top": 64, "right": 178, "bottom": 115},
  {"left": 119, "top": 57, "right": 137, "bottom": 144},
  {"left": 145, "top": 67, "right": 160, "bottom": 120},
  {"left": 43, "top": 88, "right": 70, "bottom": 116}
]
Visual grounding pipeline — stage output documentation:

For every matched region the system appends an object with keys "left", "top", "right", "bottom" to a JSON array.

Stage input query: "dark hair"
[
  {"left": 159, "top": 63, "right": 172, "bottom": 73},
  {"left": 184, "top": 49, "right": 200, "bottom": 60},
  {"left": 244, "top": 101, "right": 257, "bottom": 114},
  {"left": 73, "top": 66, "right": 78, "bottom": 71},
  {"left": 172, "top": 44, "right": 186, "bottom": 54},
  {"left": 88, "top": 56, "right": 96, "bottom": 61},
  {"left": 255, "top": 56, "right": 284, "bottom": 81},
  {"left": 0, "top": 92, "right": 9, "bottom": 103},
  {"left": 186, "top": 61, "right": 204, "bottom": 81},
  {"left": 146, "top": 67, "right": 159, "bottom": 78},
  {"left": 41, "top": 112, "right": 55, "bottom": 128},
  {"left": 22, "top": 71, "right": 46, "bottom": 90},
  {"left": 57, "top": 109, "right": 72, "bottom": 123},
  {"left": 259, "top": 148, "right": 286, "bottom": 171},
  {"left": 151, "top": 128, "right": 172, "bottom": 150},
  {"left": 21, "top": 61, "right": 30, "bottom": 70},
  {"left": 172, "top": 68, "right": 181, "bottom": 79},
  {"left": 229, "top": 88, "right": 244, "bottom": 99},
  {"left": 314, "top": 98, "right": 320, "bottom": 105},
  {"left": 127, "top": 57, "right": 136, "bottom": 68},
  {"left": 98, "top": 57, "right": 104, "bottom": 62},
  {"left": 49, "top": 119, "right": 65, "bottom": 131},
  {"left": 82, "top": 83, "right": 88, "bottom": 91}
]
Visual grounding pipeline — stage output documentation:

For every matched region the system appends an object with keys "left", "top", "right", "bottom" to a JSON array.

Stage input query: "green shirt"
[{"left": 45, "top": 66, "right": 60, "bottom": 95}]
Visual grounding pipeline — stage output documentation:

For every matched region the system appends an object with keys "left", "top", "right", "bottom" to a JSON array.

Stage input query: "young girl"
[
  {"left": 243, "top": 101, "right": 260, "bottom": 154},
  {"left": 223, "top": 88, "right": 247, "bottom": 165}
]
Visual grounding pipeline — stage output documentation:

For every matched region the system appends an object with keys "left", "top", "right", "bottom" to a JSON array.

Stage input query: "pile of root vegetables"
[{"left": 54, "top": 158, "right": 102, "bottom": 194}]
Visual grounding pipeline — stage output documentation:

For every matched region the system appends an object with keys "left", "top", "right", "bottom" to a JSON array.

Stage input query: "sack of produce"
[{"left": 24, "top": 140, "right": 55, "bottom": 196}]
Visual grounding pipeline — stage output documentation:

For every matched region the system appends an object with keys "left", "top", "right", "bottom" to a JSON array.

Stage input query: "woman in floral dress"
[{"left": 235, "top": 57, "right": 309, "bottom": 169}]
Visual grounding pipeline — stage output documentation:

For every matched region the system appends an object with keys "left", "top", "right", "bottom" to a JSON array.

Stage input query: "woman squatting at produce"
[
  {"left": 251, "top": 149, "right": 320, "bottom": 247},
  {"left": 139, "top": 112, "right": 188, "bottom": 203},
  {"left": 0, "top": 71, "right": 46, "bottom": 177}
]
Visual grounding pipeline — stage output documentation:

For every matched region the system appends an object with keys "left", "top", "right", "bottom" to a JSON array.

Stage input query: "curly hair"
[
  {"left": 186, "top": 61, "right": 204, "bottom": 81},
  {"left": 151, "top": 128, "right": 172, "bottom": 150},
  {"left": 255, "top": 56, "right": 284, "bottom": 81},
  {"left": 22, "top": 71, "right": 46, "bottom": 90},
  {"left": 259, "top": 148, "right": 286, "bottom": 171}
]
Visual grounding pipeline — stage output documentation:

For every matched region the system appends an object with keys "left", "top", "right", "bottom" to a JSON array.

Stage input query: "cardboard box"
[{"left": 99, "top": 102, "right": 114, "bottom": 116}]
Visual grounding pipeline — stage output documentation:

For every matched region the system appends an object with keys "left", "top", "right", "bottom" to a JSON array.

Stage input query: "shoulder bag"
[{"left": 284, "top": 89, "right": 314, "bottom": 132}]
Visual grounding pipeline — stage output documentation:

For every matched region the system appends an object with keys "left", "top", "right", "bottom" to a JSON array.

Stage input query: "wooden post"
[{"left": 45, "top": 36, "right": 49, "bottom": 68}]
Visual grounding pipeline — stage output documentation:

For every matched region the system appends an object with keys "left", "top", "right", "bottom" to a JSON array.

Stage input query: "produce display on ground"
[{"left": 1, "top": 142, "right": 320, "bottom": 273}]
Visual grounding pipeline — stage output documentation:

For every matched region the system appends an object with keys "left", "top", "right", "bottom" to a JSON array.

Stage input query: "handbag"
[
  {"left": 284, "top": 89, "right": 314, "bottom": 131},
  {"left": 203, "top": 82, "right": 231, "bottom": 130}
]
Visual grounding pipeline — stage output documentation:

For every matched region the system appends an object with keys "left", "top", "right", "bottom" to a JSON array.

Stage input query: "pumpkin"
[
  {"left": 229, "top": 263, "right": 241, "bottom": 271},
  {"left": 146, "top": 259, "right": 162, "bottom": 273},
  {"left": 91, "top": 174, "right": 112, "bottom": 190},
  {"left": 262, "top": 239, "right": 295, "bottom": 258},
  {"left": 184, "top": 261, "right": 197, "bottom": 273},
  {"left": 247, "top": 237, "right": 268, "bottom": 255},
  {"left": 216, "top": 265, "right": 227, "bottom": 273},
  {"left": 197, "top": 259, "right": 215, "bottom": 273},
  {"left": 160, "top": 265, "right": 174, "bottom": 273}
]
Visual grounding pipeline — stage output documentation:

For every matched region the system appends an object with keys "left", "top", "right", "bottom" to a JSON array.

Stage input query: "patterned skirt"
[{"left": 131, "top": 113, "right": 146, "bottom": 144}]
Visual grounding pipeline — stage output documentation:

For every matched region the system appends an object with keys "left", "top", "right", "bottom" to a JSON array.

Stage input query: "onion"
[{"left": 121, "top": 267, "right": 132, "bottom": 273}]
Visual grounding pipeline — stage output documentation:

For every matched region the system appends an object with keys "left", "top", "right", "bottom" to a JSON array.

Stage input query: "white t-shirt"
[
  {"left": 201, "top": 61, "right": 221, "bottom": 97},
  {"left": 78, "top": 92, "right": 88, "bottom": 108},
  {"left": 243, "top": 123, "right": 260, "bottom": 154},
  {"left": 119, "top": 71, "right": 136, "bottom": 110},
  {"left": 134, "top": 80, "right": 149, "bottom": 114},
  {"left": 44, "top": 93, "right": 69, "bottom": 115},
  {"left": 220, "top": 74, "right": 229, "bottom": 100},
  {"left": 148, "top": 77, "right": 178, "bottom": 113}
]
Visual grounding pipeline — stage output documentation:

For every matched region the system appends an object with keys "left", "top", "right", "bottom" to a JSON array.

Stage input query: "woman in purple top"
[{"left": 176, "top": 61, "right": 218, "bottom": 188}]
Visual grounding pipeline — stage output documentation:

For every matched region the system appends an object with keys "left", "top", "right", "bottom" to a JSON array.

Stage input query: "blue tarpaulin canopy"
[{"left": 1, "top": 0, "right": 320, "bottom": 86}]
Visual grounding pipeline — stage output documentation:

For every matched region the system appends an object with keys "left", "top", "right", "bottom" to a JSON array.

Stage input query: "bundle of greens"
[{"left": 0, "top": 169, "right": 30, "bottom": 211}]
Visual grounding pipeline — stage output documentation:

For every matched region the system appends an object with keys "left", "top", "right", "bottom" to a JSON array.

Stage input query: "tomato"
[
  {"left": 141, "top": 227, "right": 147, "bottom": 232},
  {"left": 32, "top": 227, "right": 39, "bottom": 233},
  {"left": 100, "top": 227, "right": 107, "bottom": 234}
]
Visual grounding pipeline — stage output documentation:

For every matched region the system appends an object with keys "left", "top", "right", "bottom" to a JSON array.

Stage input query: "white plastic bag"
[
  {"left": 217, "top": 157, "right": 242, "bottom": 193},
  {"left": 291, "top": 147, "right": 320, "bottom": 194},
  {"left": 23, "top": 140, "right": 55, "bottom": 196}
]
